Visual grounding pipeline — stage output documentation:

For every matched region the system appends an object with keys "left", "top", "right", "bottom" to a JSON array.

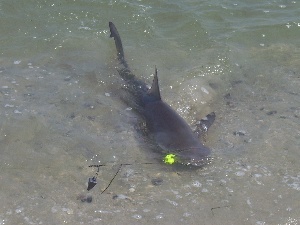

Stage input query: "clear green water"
[{"left": 0, "top": 0, "right": 299, "bottom": 224}]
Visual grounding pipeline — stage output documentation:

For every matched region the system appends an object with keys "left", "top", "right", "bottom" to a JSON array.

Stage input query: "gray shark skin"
[{"left": 109, "top": 22, "right": 215, "bottom": 166}]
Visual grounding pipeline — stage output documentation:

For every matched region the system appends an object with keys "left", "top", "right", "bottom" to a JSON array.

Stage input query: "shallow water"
[{"left": 0, "top": 0, "right": 299, "bottom": 224}]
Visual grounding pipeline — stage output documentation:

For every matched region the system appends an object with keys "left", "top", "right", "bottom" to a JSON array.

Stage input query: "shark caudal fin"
[
  {"left": 148, "top": 67, "right": 161, "bottom": 101},
  {"left": 109, "top": 21, "right": 128, "bottom": 68},
  {"left": 109, "top": 21, "right": 149, "bottom": 107}
]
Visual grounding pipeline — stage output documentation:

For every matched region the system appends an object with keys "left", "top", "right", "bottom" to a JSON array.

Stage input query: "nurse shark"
[{"left": 109, "top": 22, "right": 215, "bottom": 166}]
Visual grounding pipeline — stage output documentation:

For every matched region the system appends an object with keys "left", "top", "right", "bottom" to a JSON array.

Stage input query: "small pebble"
[
  {"left": 64, "top": 76, "right": 71, "bottom": 81},
  {"left": 86, "top": 196, "right": 92, "bottom": 203},
  {"left": 129, "top": 188, "right": 135, "bottom": 192},
  {"left": 233, "top": 130, "right": 246, "bottom": 136},
  {"left": 266, "top": 110, "right": 277, "bottom": 115},
  {"left": 87, "top": 116, "right": 95, "bottom": 121},
  {"left": 151, "top": 178, "right": 163, "bottom": 186},
  {"left": 14, "top": 110, "right": 22, "bottom": 114},
  {"left": 77, "top": 194, "right": 93, "bottom": 203},
  {"left": 235, "top": 171, "right": 245, "bottom": 176},
  {"left": 192, "top": 180, "right": 202, "bottom": 187},
  {"left": 62, "top": 208, "right": 73, "bottom": 215},
  {"left": 66, "top": 209, "right": 73, "bottom": 215},
  {"left": 132, "top": 214, "right": 142, "bottom": 219},
  {"left": 112, "top": 194, "right": 132, "bottom": 201},
  {"left": 69, "top": 112, "right": 75, "bottom": 119}
]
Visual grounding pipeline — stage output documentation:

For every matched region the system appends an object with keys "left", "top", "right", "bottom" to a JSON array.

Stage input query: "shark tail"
[
  {"left": 109, "top": 21, "right": 149, "bottom": 107},
  {"left": 109, "top": 21, "right": 129, "bottom": 69}
]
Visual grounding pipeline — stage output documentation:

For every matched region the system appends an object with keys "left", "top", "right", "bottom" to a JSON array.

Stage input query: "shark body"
[{"left": 109, "top": 22, "right": 215, "bottom": 166}]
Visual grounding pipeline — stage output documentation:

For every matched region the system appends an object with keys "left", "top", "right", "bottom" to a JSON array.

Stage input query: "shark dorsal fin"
[{"left": 148, "top": 67, "right": 161, "bottom": 100}]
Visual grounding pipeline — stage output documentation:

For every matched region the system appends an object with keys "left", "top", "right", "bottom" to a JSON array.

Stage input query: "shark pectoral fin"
[
  {"left": 200, "top": 112, "right": 216, "bottom": 131},
  {"left": 194, "top": 112, "right": 216, "bottom": 138}
]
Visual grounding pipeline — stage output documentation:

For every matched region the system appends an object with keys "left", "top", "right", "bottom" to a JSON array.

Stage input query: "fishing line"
[{"left": 87, "top": 162, "right": 157, "bottom": 192}]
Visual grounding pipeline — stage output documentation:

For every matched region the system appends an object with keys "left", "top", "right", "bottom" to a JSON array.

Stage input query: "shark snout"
[{"left": 176, "top": 146, "right": 211, "bottom": 166}]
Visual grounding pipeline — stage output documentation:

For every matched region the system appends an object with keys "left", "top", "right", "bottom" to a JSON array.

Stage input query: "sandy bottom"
[{"left": 0, "top": 44, "right": 299, "bottom": 225}]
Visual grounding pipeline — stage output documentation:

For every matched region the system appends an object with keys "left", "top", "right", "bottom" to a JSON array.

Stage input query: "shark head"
[{"left": 174, "top": 146, "right": 212, "bottom": 167}]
